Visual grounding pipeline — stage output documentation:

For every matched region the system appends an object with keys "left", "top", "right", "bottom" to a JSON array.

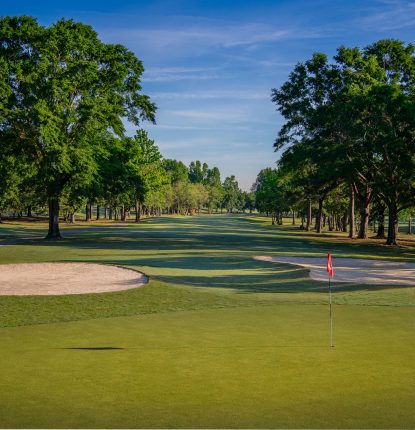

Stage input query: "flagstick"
[{"left": 329, "top": 276, "right": 333, "bottom": 348}]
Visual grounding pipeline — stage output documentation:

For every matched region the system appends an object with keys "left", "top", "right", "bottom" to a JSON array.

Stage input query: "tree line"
[
  {"left": 0, "top": 17, "right": 256, "bottom": 238},
  {"left": 253, "top": 39, "right": 415, "bottom": 245}
]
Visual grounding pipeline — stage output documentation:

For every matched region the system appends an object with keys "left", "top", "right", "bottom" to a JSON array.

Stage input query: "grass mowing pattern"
[
  {"left": 1, "top": 305, "right": 414, "bottom": 428},
  {"left": 0, "top": 215, "right": 415, "bottom": 428},
  {"left": 0, "top": 214, "right": 415, "bottom": 327}
]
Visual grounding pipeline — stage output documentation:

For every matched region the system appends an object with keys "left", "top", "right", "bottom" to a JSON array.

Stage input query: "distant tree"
[
  {"left": 188, "top": 160, "right": 208, "bottom": 183},
  {"left": 127, "top": 130, "right": 163, "bottom": 221},
  {"left": 205, "top": 166, "right": 221, "bottom": 187},
  {"left": 162, "top": 159, "right": 188, "bottom": 184},
  {"left": 222, "top": 175, "right": 241, "bottom": 213},
  {"left": 254, "top": 168, "right": 290, "bottom": 224}
]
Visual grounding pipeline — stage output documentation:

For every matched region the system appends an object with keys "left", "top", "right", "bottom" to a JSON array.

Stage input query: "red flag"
[{"left": 327, "top": 252, "right": 334, "bottom": 277}]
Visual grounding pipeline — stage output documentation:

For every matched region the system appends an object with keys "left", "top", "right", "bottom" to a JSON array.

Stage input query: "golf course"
[
  {"left": 0, "top": 214, "right": 414, "bottom": 428},
  {"left": 2, "top": 5, "right": 415, "bottom": 428}
]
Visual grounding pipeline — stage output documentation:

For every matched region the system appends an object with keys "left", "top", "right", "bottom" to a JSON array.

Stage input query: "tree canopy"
[{"left": 0, "top": 16, "right": 156, "bottom": 238}]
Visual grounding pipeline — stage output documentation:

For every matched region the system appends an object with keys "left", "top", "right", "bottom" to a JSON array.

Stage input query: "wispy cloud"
[
  {"left": 149, "top": 89, "right": 268, "bottom": 100},
  {"left": 168, "top": 107, "right": 274, "bottom": 125},
  {"left": 358, "top": 0, "right": 415, "bottom": 31},
  {"left": 104, "top": 21, "right": 321, "bottom": 57},
  {"left": 144, "top": 66, "right": 221, "bottom": 82}
]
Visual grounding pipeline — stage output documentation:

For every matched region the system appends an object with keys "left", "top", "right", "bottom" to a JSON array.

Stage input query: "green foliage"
[
  {"left": 270, "top": 38, "right": 415, "bottom": 244},
  {"left": 162, "top": 159, "right": 188, "bottom": 184},
  {"left": 188, "top": 160, "right": 208, "bottom": 183},
  {"left": 253, "top": 168, "right": 290, "bottom": 218},
  {"left": 222, "top": 175, "right": 241, "bottom": 212},
  {"left": 0, "top": 16, "right": 156, "bottom": 235}
]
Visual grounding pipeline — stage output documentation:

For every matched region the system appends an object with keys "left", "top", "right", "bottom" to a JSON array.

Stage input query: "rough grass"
[{"left": 0, "top": 214, "right": 414, "bottom": 428}]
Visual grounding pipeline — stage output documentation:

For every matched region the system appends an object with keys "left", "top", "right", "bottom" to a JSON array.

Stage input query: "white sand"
[
  {"left": 0, "top": 263, "right": 148, "bottom": 295},
  {"left": 254, "top": 256, "right": 415, "bottom": 285}
]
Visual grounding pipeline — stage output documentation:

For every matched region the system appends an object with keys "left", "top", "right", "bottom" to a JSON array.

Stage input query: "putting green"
[{"left": 0, "top": 305, "right": 414, "bottom": 428}]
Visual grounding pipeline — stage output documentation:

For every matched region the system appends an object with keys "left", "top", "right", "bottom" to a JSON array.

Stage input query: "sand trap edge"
[
  {"left": 253, "top": 255, "right": 415, "bottom": 286},
  {"left": 0, "top": 262, "right": 149, "bottom": 296}
]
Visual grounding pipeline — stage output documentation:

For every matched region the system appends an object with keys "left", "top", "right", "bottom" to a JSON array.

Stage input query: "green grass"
[{"left": 0, "top": 214, "right": 415, "bottom": 428}]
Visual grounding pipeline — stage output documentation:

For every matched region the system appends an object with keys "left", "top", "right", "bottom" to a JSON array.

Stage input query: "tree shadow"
[{"left": 59, "top": 347, "right": 125, "bottom": 350}]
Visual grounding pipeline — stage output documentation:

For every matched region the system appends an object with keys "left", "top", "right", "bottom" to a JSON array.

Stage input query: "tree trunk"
[
  {"left": 292, "top": 211, "right": 295, "bottom": 225},
  {"left": 386, "top": 204, "right": 399, "bottom": 246},
  {"left": 358, "top": 205, "right": 370, "bottom": 239},
  {"left": 69, "top": 213, "right": 75, "bottom": 224},
  {"left": 328, "top": 216, "right": 334, "bottom": 231},
  {"left": 86, "top": 204, "right": 91, "bottom": 221},
  {"left": 376, "top": 204, "right": 386, "bottom": 239},
  {"left": 408, "top": 218, "right": 412, "bottom": 235},
  {"left": 46, "top": 198, "right": 61, "bottom": 239},
  {"left": 96, "top": 205, "right": 100, "bottom": 220},
  {"left": 377, "top": 222, "right": 385, "bottom": 239},
  {"left": 316, "top": 198, "right": 323, "bottom": 233},
  {"left": 306, "top": 198, "right": 312, "bottom": 231},
  {"left": 348, "top": 183, "right": 355, "bottom": 238},
  {"left": 121, "top": 205, "right": 126, "bottom": 221},
  {"left": 0, "top": 213, "right": 2, "bottom": 223},
  {"left": 342, "top": 212, "right": 347, "bottom": 232},
  {"left": 27, "top": 205, "right": 32, "bottom": 217},
  {"left": 355, "top": 185, "right": 372, "bottom": 239},
  {"left": 135, "top": 200, "right": 141, "bottom": 222}
]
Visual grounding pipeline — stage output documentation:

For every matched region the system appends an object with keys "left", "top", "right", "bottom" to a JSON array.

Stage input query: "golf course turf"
[{"left": 0, "top": 214, "right": 414, "bottom": 428}]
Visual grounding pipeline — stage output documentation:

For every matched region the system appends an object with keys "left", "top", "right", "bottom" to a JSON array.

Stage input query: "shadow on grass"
[
  {"left": 3, "top": 214, "right": 415, "bottom": 297},
  {"left": 60, "top": 347, "right": 125, "bottom": 350}
]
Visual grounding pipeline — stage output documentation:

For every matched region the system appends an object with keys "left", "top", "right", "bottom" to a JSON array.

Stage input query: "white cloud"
[
  {"left": 167, "top": 107, "right": 275, "bottom": 125},
  {"left": 358, "top": 0, "right": 415, "bottom": 31},
  {"left": 148, "top": 89, "right": 268, "bottom": 100},
  {"left": 103, "top": 21, "right": 321, "bottom": 58}
]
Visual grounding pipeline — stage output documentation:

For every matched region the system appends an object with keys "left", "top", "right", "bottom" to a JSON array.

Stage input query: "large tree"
[
  {"left": 335, "top": 40, "right": 415, "bottom": 245},
  {"left": 0, "top": 16, "right": 156, "bottom": 238},
  {"left": 272, "top": 39, "right": 415, "bottom": 245}
]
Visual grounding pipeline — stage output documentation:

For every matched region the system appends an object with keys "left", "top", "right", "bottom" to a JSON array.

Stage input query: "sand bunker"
[
  {"left": 254, "top": 256, "right": 415, "bottom": 285},
  {"left": 0, "top": 263, "right": 148, "bottom": 295}
]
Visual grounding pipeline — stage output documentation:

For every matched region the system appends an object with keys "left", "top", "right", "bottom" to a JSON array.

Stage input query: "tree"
[
  {"left": 222, "top": 175, "right": 241, "bottom": 213},
  {"left": 162, "top": 159, "right": 188, "bottom": 184},
  {"left": 253, "top": 168, "right": 291, "bottom": 224},
  {"left": 0, "top": 150, "right": 21, "bottom": 223},
  {"left": 0, "top": 16, "right": 156, "bottom": 238},
  {"left": 336, "top": 40, "right": 415, "bottom": 244},
  {"left": 127, "top": 130, "right": 162, "bottom": 221},
  {"left": 188, "top": 160, "right": 208, "bottom": 183},
  {"left": 271, "top": 39, "right": 415, "bottom": 244},
  {"left": 204, "top": 166, "right": 223, "bottom": 213},
  {"left": 272, "top": 53, "right": 343, "bottom": 233}
]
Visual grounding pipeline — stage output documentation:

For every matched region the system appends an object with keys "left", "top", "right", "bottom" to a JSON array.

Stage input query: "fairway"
[{"left": 0, "top": 215, "right": 414, "bottom": 428}]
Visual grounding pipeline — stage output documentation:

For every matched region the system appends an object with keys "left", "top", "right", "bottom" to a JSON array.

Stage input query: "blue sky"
[{"left": 3, "top": 0, "right": 415, "bottom": 189}]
